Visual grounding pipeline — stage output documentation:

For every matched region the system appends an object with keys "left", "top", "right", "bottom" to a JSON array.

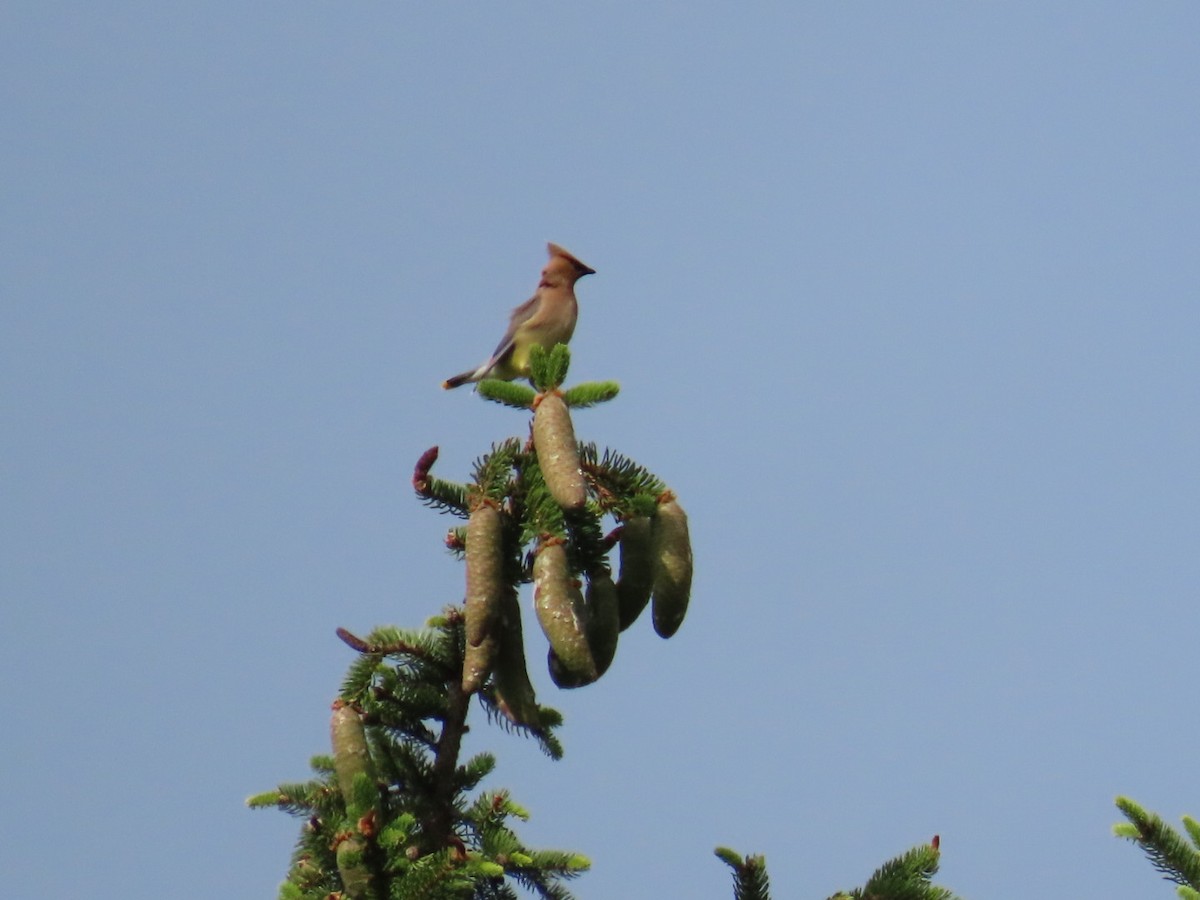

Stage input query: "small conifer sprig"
[
  {"left": 715, "top": 837, "right": 961, "bottom": 900},
  {"left": 836, "top": 836, "right": 959, "bottom": 900},
  {"left": 714, "top": 848, "right": 771, "bottom": 900},
  {"left": 471, "top": 439, "right": 522, "bottom": 503},
  {"left": 529, "top": 343, "right": 572, "bottom": 394},
  {"left": 562, "top": 381, "right": 620, "bottom": 408},
  {"left": 412, "top": 446, "right": 469, "bottom": 516},
  {"left": 578, "top": 446, "right": 664, "bottom": 519},
  {"left": 477, "top": 379, "right": 537, "bottom": 409},
  {"left": 1114, "top": 796, "right": 1200, "bottom": 898}
]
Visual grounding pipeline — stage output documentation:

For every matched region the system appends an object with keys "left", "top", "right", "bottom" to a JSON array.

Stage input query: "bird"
[{"left": 442, "top": 243, "right": 595, "bottom": 389}]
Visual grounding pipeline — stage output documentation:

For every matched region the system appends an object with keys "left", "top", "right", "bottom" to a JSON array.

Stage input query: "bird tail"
[{"left": 442, "top": 370, "right": 477, "bottom": 390}]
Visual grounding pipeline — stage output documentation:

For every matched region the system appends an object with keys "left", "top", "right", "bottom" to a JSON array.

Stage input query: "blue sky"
[{"left": 4, "top": 4, "right": 1199, "bottom": 898}]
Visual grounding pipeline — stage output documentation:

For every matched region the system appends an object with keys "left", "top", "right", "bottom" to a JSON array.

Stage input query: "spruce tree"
[{"left": 254, "top": 342, "right": 1200, "bottom": 899}]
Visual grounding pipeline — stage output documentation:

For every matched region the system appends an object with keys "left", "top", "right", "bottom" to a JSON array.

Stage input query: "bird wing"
[{"left": 487, "top": 292, "right": 542, "bottom": 362}]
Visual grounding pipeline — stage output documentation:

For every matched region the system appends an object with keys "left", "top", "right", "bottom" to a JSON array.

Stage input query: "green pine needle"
[
  {"left": 308, "top": 754, "right": 336, "bottom": 775},
  {"left": 472, "top": 438, "right": 523, "bottom": 499},
  {"left": 518, "top": 454, "right": 567, "bottom": 543},
  {"left": 577, "top": 444, "right": 666, "bottom": 517},
  {"left": 478, "top": 694, "right": 565, "bottom": 760},
  {"left": 817, "top": 839, "right": 961, "bottom": 900},
  {"left": 714, "top": 848, "right": 772, "bottom": 900},
  {"left": 562, "top": 381, "right": 620, "bottom": 408},
  {"left": 529, "top": 344, "right": 570, "bottom": 392},
  {"left": 1116, "top": 796, "right": 1200, "bottom": 890},
  {"left": 861, "top": 842, "right": 941, "bottom": 889},
  {"left": 413, "top": 451, "right": 471, "bottom": 516},
  {"left": 1183, "top": 817, "right": 1200, "bottom": 851},
  {"left": 245, "top": 789, "right": 296, "bottom": 810},
  {"left": 478, "top": 379, "right": 537, "bottom": 409},
  {"left": 564, "top": 507, "right": 608, "bottom": 575},
  {"left": 714, "top": 847, "right": 745, "bottom": 868},
  {"left": 460, "top": 752, "right": 498, "bottom": 785}
]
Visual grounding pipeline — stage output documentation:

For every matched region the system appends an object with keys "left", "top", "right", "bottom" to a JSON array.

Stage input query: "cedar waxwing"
[{"left": 443, "top": 243, "right": 595, "bottom": 389}]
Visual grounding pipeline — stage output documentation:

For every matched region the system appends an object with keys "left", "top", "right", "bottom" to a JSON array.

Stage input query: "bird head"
[{"left": 541, "top": 243, "right": 596, "bottom": 286}]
